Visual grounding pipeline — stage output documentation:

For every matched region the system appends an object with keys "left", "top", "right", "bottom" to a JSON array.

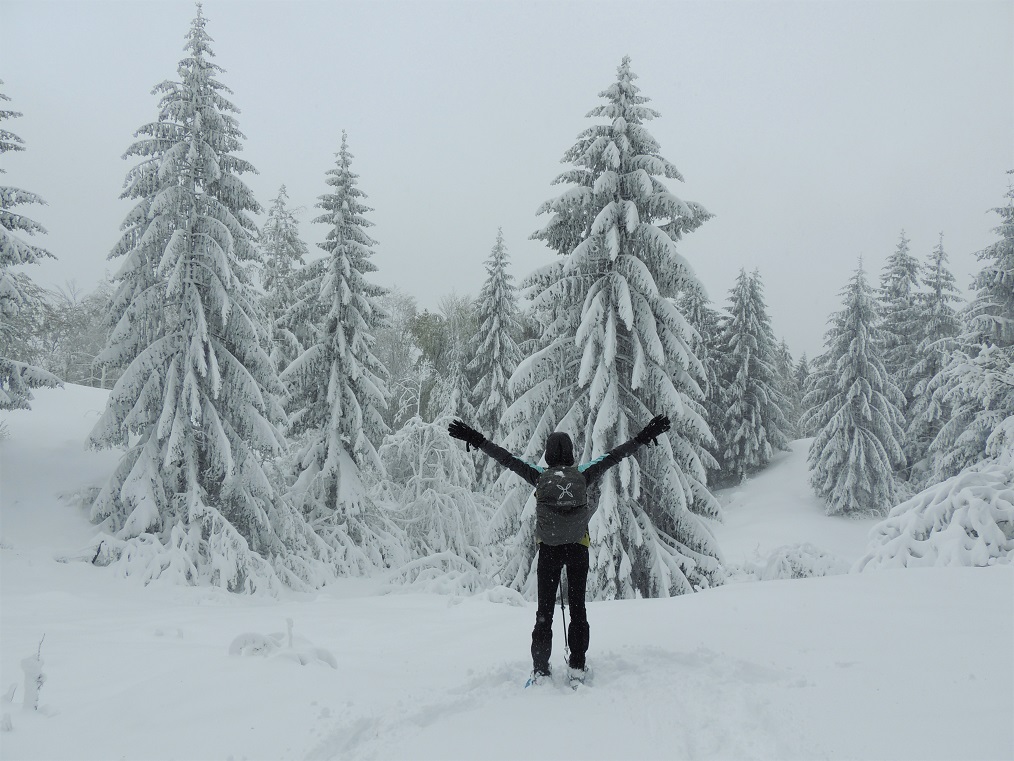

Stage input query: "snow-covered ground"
[
  {"left": 714, "top": 442, "right": 880, "bottom": 567},
  {"left": 1, "top": 386, "right": 1011, "bottom": 761}
]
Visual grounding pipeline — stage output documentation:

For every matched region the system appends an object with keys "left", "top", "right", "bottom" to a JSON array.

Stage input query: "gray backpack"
[{"left": 535, "top": 465, "right": 587, "bottom": 512}]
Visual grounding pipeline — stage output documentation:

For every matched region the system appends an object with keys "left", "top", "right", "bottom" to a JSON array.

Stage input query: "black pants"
[{"left": 532, "top": 542, "right": 590, "bottom": 672}]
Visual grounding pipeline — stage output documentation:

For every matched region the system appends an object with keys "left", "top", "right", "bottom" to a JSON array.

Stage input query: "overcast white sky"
[{"left": 4, "top": 0, "right": 1012, "bottom": 358}]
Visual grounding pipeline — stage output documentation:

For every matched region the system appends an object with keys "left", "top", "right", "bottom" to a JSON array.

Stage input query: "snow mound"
[
  {"left": 228, "top": 619, "right": 337, "bottom": 668},
  {"left": 855, "top": 456, "right": 1014, "bottom": 570}
]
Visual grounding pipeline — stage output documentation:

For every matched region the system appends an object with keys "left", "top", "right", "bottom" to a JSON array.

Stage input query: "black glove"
[
  {"left": 448, "top": 419, "right": 486, "bottom": 451},
  {"left": 635, "top": 414, "right": 671, "bottom": 446}
]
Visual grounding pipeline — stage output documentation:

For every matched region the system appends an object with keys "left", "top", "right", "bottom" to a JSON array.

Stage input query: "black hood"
[{"left": 544, "top": 431, "right": 575, "bottom": 467}]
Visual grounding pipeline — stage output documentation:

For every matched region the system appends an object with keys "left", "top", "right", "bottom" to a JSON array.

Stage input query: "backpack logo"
[
  {"left": 556, "top": 478, "right": 575, "bottom": 500},
  {"left": 536, "top": 466, "right": 587, "bottom": 511}
]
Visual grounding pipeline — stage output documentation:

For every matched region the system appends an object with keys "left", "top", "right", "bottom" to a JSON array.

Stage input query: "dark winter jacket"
[{"left": 477, "top": 434, "right": 643, "bottom": 546}]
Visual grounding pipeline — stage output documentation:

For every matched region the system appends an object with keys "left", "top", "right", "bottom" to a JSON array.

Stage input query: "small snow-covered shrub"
[
  {"left": 229, "top": 632, "right": 281, "bottom": 658},
  {"left": 758, "top": 543, "right": 850, "bottom": 580},
  {"left": 481, "top": 584, "right": 528, "bottom": 607},
  {"left": 381, "top": 551, "right": 491, "bottom": 596},
  {"left": 855, "top": 454, "right": 1014, "bottom": 570},
  {"left": 732, "top": 543, "right": 849, "bottom": 581},
  {"left": 73, "top": 529, "right": 289, "bottom": 596},
  {"left": 377, "top": 415, "right": 495, "bottom": 596},
  {"left": 380, "top": 554, "right": 528, "bottom": 604},
  {"left": 0, "top": 684, "right": 13, "bottom": 732},
  {"left": 20, "top": 638, "right": 45, "bottom": 713}
]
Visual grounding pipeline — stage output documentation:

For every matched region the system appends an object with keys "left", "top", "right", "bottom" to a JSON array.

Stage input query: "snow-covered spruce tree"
[
  {"left": 377, "top": 414, "right": 495, "bottom": 592},
  {"left": 468, "top": 229, "right": 523, "bottom": 489},
  {"left": 675, "top": 283, "right": 725, "bottom": 480},
  {"left": 88, "top": 7, "right": 331, "bottom": 593},
  {"left": 794, "top": 353, "right": 812, "bottom": 434},
  {"left": 801, "top": 263, "right": 907, "bottom": 516},
  {"left": 0, "top": 276, "right": 46, "bottom": 368},
  {"left": 374, "top": 288, "right": 422, "bottom": 430},
  {"left": 925, "top": 177, "right": 1014, "bottom": 481},
  {"left": 775, "top": 338, "right": 802, "bottom": 439},
  {"left": 966, "top": 176, "right": 1014, "bottom": 348},
  {"left": 0, "top": 81, "right": 60, "bottom": 410},
  {"left": 490, "top": 57, "right": 723, "bottom": 599},
  {"left": 260, "top": 184, "right": 308, "bottom": 373},
  {"left": 904, "top": 233, "right": 963, "bottom": 483},
  {"left": 715, "top": 268, "right": 790, "bottom": 484},
  {"left": 280, "top": 131, "right": 403, "bottom": 574},
  {"left": 878, "top": 230, "right": 922, "bottom": 404}
]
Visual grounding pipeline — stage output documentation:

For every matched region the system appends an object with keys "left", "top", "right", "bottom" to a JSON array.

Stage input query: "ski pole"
[{"left": 559, "top": 573, "right": 569, "bottom": 659}]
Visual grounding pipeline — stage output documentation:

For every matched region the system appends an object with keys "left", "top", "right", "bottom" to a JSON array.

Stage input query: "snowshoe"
[
  {"left": 567, "top": 664, "right": 590, "bottom": 690},
  {"left": 525, "top": 668, "right": 551, "bottom": 688}
]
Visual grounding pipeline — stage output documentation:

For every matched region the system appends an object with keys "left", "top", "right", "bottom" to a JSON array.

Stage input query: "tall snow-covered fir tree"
[
  {"left": 925, "top": 176, "right": 1014, "bottom": 480},
  {"left": 280, "top": 131, "right": 402, "bottom": 574},
  {"left": 468, "top": 228, "right": 523, "bottom": 488},
  {"left": 965, "top": 179, "right": 1014, "bottom": 349},
  {"left": 801, "top": 262, "right": 907, "bottom": 516},
  {"left": 775, "top": 338, "right": 802, "bottom": 439},
  {"left": 374, "top": 288, "right": 422, "bottom": 429},
  {"left": 88, "top": 7, "right": 330, "bottom": 593},
  {"left": 0, "top": 81, "right": 61, "bottom": 410},
  {"left": 259, "top": 184, "right": 308, "bottom": 373},
  {"left": 878, "top": 230, "right": 922, "bottom": 404},
  {"left": 715, "top": 268, "right": 790, "bottom": 484},
  {"left": 904, "top": 233, "right": 963, "bottom": 483},
  {"left": 490, "top": 57, "right": 723, "bottom": 600},
  {"left": 794, "top": 354, "right": 813, "bottom": 435},
  {"left": 675, "top": 283, "right": 724, "bottom": 481}
]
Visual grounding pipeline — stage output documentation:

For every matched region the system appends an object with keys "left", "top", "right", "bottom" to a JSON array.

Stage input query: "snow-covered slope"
[
  {"left": 713, "top": 440, "right": 882, "bottom": 566},
  {"left": 1, "top": 386, "right": 1012, "bottom": 761}
]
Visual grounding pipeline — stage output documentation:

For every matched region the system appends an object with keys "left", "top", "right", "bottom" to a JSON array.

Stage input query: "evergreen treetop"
[
  {"left": 966, "top": 175, "right": 1014, "bottom": 348},
  {"left": 904, "top": 233, "right": 964, "bottom": 482},
  {"left": 468, "top": 228, "right": 522, "bottom": 445},
  {"left": 261, "top": 185, "right": 307, "bottom": 298},
  {"left": 675, "top": 283, "right": 724, "bottom": 475},
  {"left": 716, "top": 268, "right": 790, "bottom": 483},
  {"left": 802, "top": 262, "right": 906, "bottom": 515},
  {"left": 260, "top": 184, "right": 309, "bottom": 373},
  {"left": 878, "top": 230, "right": 923, "bottom": 399}
]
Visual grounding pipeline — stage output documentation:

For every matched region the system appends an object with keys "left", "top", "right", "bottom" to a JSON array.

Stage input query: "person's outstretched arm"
[
  {"left": 448, "top": 419, "right": 541, "bottom": 486},
  {"left": 581, "top": 414, "right": 672, "bottom": 485}
]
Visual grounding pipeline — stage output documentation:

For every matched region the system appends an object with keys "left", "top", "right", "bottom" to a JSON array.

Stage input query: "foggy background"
[{"left": 5, "top": 0, "right": 1012, "bottom": 358}]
